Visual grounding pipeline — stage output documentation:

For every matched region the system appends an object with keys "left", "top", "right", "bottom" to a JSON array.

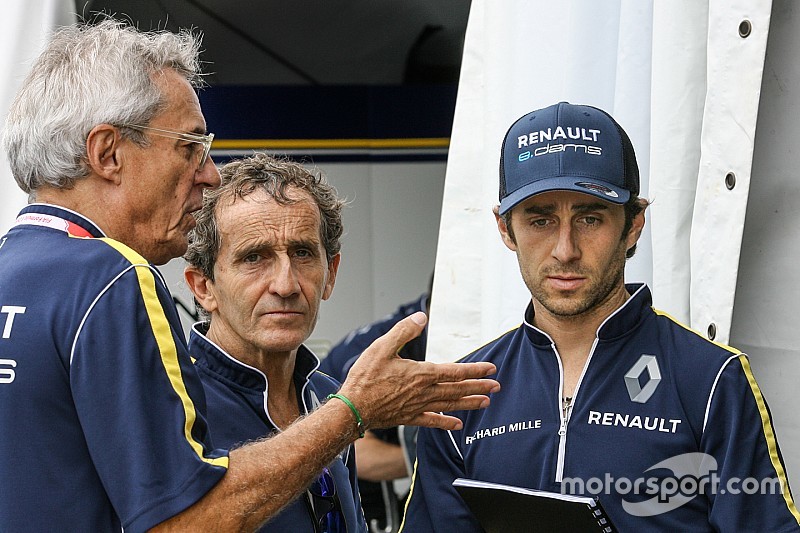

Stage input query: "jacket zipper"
[
  {"left": 554, "top": 344, "right": 569, "bottom": 482},
  {"left": 554, "top": 338, "right": 599, "bottom": 483}
]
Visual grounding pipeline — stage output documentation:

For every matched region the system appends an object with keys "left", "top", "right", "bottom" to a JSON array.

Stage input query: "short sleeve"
[{"left": 70, "top": 264, "right": 228, "bottom": 532}]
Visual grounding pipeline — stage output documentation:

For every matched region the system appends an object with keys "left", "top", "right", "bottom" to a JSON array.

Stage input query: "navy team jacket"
[
  {"left": 402, "top": 284, "right": 800, "bottom": 532},
  {"left": 189, "top": 324, "right": 367, "bottom": 532}
]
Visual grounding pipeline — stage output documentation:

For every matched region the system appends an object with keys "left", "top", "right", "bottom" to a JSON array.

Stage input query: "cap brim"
[{"left": 498, "top": 176, "right": 630, "bottom": 215}]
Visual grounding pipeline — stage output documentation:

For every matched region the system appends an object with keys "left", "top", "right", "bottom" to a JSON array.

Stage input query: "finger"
[
  {"left": 420, "top": 394, "right": 493, "bottom": 415},
  {"left": 424, "top": 378, "right": 500, "bottom": 399},
  {"left": 420, "top": 361, "right": 498, "bottom": 381},
  {"left": 406, "top": 412, "right": 466, "bottom": 431},
  {"left": 363, "top": 311, "right": 427, "bottom": 359}
]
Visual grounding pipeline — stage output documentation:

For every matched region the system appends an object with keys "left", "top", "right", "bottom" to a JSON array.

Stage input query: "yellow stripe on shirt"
[
  {"left": 654, "top": 308, "right": 798, "bottom": 521},
  {"left": 397, "top": 457, "right": 420, "bottom": 533},
  {"left": 101, "top": 238, "right": 228, "bottom": 469},
  {"left": 739, "top": 355, "right": 800, "bottom": 523}
]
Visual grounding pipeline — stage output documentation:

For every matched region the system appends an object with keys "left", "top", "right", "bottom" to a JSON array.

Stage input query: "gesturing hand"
[{"left": 339, "top": 312, "right": 500, "bottom": 431}]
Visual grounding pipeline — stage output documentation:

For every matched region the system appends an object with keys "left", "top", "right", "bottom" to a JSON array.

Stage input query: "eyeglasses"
[
  {"left": 305, "top": 467, "right": 345, "bottom": 533},
  {"left": 120, "top": 124, "right": 214, "bottom": 169}
]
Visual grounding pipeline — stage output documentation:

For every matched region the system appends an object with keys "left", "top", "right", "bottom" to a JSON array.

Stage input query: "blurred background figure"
[{"left": 320, "top": 275, "right": 432, "bottom": 533}]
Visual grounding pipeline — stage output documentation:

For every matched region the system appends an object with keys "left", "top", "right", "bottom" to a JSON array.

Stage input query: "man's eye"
[
  {"left": 187, "top": 143, "right": 201, "bottom": 157},
  {"left": 531, "top": 219, "right": 550, "bottom": 227},
  {"left": 243, "top": 253, "right": 260, "bottom": 263},
  {"left": 583, "top": 216, "right": 599, "bottom": 225},
  {"left": 294, "top": 249, "right": 312, "bottom": 258}
]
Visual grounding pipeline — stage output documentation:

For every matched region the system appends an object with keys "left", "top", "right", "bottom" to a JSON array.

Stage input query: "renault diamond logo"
[{"left": 625, "top": 355, "right": 661, "bottom": 403}]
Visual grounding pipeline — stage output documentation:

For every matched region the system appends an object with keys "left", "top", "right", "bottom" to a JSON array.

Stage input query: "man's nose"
[
  {"left": 552, "top": 224, "right": 580, "bottom": 263},
  {"left": 196, "top": 156, "right": 221, "bottom": 189},
  {"left": 270, "top": 256, "right": 301, "bottom": 297}
]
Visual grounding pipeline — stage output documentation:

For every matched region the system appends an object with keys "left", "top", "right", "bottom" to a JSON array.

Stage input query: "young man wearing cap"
[{"left": 401, "top": 102, "right": 799, "bottom": 531}]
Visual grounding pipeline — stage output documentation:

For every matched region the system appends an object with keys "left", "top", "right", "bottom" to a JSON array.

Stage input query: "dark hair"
[
  {"left": 185, "top": 153, "right": 346, "bottom": 281},
  {"left": 621, "top": 196, "right": 649, "bottom": 259}
]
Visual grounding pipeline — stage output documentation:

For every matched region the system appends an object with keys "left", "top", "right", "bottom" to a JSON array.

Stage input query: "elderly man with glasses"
[{"left": 0, "top": 20, "right": 499, "bottom": 533}]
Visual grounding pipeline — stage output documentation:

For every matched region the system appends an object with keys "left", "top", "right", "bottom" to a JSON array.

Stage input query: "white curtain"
[
  {"left": 0, "top": 0, "right": 76, "bottom": 233},
  {"left": 648, "top": 1, "right": 709, "bottom": 324}
]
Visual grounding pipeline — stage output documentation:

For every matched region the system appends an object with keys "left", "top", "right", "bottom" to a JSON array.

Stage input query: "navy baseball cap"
[{"left": 498, "top": 102, "right": 639, "bottom": 215}]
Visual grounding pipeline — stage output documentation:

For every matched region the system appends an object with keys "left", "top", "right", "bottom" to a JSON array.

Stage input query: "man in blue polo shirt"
[
  {"left": 0, "top": 20, "right": 499, "bottom": 532},
  {"left": 402, "top": 102, "right": 800, "bottom": 531}
]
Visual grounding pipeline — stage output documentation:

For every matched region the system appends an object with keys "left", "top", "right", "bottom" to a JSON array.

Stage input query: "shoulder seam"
[
  {"left": 652, "top": 307, "right": 741, "bottom": 354},
  {"left": 70, "top": 265, "right": 139, "bottom": 366},
  {"left": 702, "top": 353, "right": 741, "bottom": 432},
  {"left": 455, "top": 324, "right": 522, "bottom": 363}
]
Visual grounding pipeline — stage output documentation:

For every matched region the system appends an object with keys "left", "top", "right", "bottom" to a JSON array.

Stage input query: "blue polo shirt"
[
  {"left": 0, "top": 204, "right": 228, "bottom": 532},
  {"left": 189, "top": 324, "right": 367, "bottom": 532},
  {"left": 402, "top": 284, "right": 800, "bottom": 532}
]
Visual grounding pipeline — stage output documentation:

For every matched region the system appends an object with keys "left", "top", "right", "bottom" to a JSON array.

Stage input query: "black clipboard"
[{"left": 453, "top": 478, "right": 616, "bottom": 532}]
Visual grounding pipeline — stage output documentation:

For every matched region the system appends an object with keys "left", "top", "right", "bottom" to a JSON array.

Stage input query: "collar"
[
  {"left": 522, "top": 283, "right": 651, "bottom": 346},
  {"left": 16, "top": 204, "right": 105, "bottom": 239},
  {"left": 188, "top": 322, "right": 321, "bottom": 392}
]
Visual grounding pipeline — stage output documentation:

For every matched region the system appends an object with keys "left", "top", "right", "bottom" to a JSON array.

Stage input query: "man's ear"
[
  {"left": 625, "top": 208, "right": 646, "bottom": 251},
  {"left": 493, "top": 205, "right": 517, "bottom": 252},
  {"left": 184, "top": 266, "right": 217, "bottom": 315},
  {"left": 322, "top": 253, "right": 341, "bottom": 301},
  {"left": 85, "top": 124, "right": 123, "bottom": 182}
]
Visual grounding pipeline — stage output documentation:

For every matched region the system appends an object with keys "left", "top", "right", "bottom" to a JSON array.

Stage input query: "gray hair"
[
  {"left": 2, "top": 19, "right": 204, "bottom": 199},
  {"left": 185, "top": 153, "right": 346, "bottom": 283}
]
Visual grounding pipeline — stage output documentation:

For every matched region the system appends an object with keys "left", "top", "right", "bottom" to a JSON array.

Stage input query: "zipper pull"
[{"left": 558, "top": 396, "right": 573, "bottom": 436}]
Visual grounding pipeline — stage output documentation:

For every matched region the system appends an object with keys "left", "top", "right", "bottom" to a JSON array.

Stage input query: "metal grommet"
[
  {"left": 725, "top": 172, "right": 736, "bottom": 190},
  {"left": 707, "top": 323, "right": 717, "bottom": 340},
  {"left": 739, "top": 19, "right": 752, "bottom": 38}
]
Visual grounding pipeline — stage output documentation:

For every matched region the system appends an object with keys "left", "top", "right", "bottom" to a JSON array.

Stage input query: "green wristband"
[{"left": 327, "top": 393, "right": 365, "bottom": 438}]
